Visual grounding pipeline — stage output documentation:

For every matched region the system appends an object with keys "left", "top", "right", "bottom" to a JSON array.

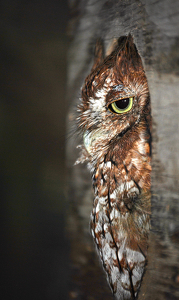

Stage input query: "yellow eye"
[{"left": 108, "top": 97, "right": 134, "bottom": 114}]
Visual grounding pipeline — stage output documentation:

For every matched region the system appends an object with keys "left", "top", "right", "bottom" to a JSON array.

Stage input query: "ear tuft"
[{"left": 116, "top": 34, "right": 143, "bottom": 74}]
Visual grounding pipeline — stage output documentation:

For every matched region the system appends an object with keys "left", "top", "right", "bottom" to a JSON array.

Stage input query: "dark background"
[{"left": 0, "top": 1, "right": 69, "bottom": 299}]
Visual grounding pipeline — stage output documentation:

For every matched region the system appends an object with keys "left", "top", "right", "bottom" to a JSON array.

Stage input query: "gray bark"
[{"left": 67, "top": 1, "right": 179, "bottom": 299}]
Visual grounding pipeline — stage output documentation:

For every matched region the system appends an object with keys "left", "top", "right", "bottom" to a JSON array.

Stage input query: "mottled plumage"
[{"left": 76, "top": 35, "right": 151, "bottom": 299}]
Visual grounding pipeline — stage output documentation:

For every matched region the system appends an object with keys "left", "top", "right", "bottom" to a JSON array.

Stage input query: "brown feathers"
[{"left": 76, "top": 34, "right": 151, "bottom": 300}]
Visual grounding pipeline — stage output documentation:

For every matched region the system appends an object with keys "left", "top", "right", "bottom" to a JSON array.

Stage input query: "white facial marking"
[{"left": 89, "top": 94, "right": 106, "bottom": 112}]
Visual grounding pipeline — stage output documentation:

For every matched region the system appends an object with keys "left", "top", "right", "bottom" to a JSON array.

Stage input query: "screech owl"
[{"left": 76, "top": 34, "right": 151, "bottom": 300}]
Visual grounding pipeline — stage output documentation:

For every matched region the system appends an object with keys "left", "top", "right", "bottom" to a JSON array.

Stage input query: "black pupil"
[{"left": 115, "top": 98, "right": 129, "bottom": 109}]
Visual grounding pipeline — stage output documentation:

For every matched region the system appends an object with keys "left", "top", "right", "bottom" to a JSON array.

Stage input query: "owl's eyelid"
[{"left": 106, "top": 95, "right": 135, "bottom": 107}]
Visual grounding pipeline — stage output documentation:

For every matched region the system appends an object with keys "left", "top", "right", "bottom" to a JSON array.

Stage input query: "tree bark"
[{"left": 67, "top": 1, "right": 179, "bottom": 299}]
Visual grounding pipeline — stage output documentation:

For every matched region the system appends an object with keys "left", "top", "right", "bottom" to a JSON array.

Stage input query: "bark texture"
[{"left": 67, "top": 1, "right": 179, "bottom": 299}]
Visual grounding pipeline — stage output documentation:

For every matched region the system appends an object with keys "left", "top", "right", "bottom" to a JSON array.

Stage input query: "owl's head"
[{"left": 77, "top": 34, "right": 150, "bottom": 164}]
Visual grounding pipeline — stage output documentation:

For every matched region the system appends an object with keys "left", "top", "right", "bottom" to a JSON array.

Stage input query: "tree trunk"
[{"left": 67, "top": 1, "right": 179, "bottom": 299}]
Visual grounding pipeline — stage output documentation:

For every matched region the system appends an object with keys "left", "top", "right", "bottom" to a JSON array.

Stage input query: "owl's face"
[{"left": 78, "top": 36, "right": 150, "bottom": 165}]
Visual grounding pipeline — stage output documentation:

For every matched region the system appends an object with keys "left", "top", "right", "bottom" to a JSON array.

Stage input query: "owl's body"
[{"left": 76, "top": 35, "right": 151, "bottom": 299}]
